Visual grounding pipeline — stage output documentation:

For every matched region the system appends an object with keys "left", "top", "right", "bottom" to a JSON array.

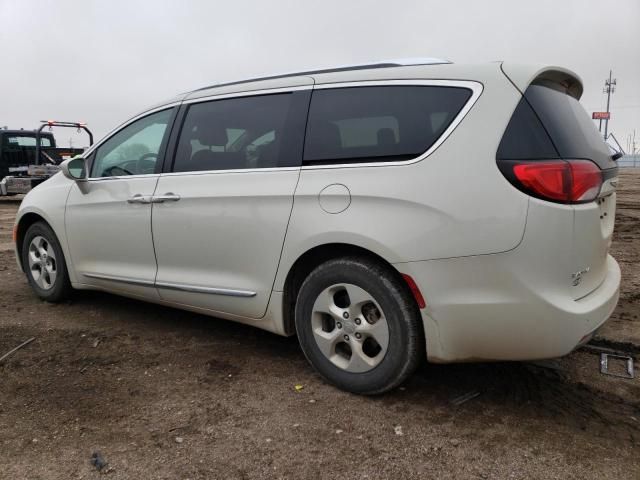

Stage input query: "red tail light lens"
[
  {"left": 502, "top": 160, "right": 602, "bottom": 204},
  {"left": 569, "top": 161, "right": 604, "bottom": 202}
]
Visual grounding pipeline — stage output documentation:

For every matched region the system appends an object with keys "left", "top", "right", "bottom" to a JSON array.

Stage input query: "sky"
[{"left": 1, "top": 0, "right": 639, "bottom": 152}]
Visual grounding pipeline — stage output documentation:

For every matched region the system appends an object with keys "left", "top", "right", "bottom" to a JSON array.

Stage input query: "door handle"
[
  {"left": 127, "top": 194, "right": 153, "bottom": 204},
  {"left": 152, "top": 193, "right": 181, "bottom": 203}
]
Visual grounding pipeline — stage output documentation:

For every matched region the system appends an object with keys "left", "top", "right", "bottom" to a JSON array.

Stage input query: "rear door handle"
[
  {"left": 127, "top": 194, "right": 153, "bottom": 204},
  {"left": 152, "top": 193, "right": 181, "bottom": 203}
]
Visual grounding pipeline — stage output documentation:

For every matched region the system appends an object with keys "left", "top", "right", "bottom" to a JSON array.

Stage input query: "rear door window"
[
  {"left": 172, "top": 91, "right": 309, "bottom": 172},
  {"left": 303, "top": 86, "right": 472, "bottom": 165}
]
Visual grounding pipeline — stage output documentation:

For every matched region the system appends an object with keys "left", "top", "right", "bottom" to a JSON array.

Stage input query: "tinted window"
[
  {"left": 495, "top": 95, "right": 558, "bottom": 160},
  {"left": 497, "top": 83, "right": 615, "bottom": 169},
  {"left": 526, "top": 84, "right": 613, "bottom": 166},
  {"left": 92, "top": 109, "right": 173, "bottom": 177},
  {"left": 303, "top": 86, "right": 472, "bottom": 164},
  {"left": 173, "top": 92, "right": 308, "bottom": 172}
]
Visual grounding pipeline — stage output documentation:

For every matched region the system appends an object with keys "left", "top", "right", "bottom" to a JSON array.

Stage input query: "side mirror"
[{"left": 60, "top": 157, "right": 87, "bottom": 181}]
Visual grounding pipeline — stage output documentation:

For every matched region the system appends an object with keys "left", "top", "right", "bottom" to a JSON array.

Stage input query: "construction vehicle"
[{"left": 0, "top": 121, "right": 93, "bottom": 195}]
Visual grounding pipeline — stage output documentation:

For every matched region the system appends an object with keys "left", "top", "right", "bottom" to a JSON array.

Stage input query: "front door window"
[{"left": 91, "top": 109, "right": 173, "bottom": 177}]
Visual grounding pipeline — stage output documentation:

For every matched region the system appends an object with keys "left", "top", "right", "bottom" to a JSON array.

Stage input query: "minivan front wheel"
[
  {"left": 22, "top": 221, "right": 72, "bottom": 302},
  {"left": 295, "top": 257, "right": 423, "bottom": 395}
]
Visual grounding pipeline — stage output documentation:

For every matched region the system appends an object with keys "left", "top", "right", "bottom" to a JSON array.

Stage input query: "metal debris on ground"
[
  {"left": 0, "top": 337, "right": 36, "bottom": 365},
  {"left": 450, "top": 390, "right": 481, "bottom": 406},
  {"left": 91, "top": 451, "right": 108, "bottom": 472},
  {"left": 599, "top": 353, "right": 635, "bottom": 379}
]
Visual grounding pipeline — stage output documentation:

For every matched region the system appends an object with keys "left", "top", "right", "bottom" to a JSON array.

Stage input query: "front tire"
[
  {"left": 295, "top": 256, "right": 423, "bottom": 395},
  {"left": 21, "top": 221, "right": 72, "bottom": 302}
]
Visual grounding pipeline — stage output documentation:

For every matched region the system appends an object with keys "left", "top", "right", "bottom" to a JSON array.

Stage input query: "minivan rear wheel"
[{"left": 295, "top": 257, "right": 423, "bottom": 395}]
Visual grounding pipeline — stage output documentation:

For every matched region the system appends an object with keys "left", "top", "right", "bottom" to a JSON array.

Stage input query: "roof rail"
[{"left": 193, "top": 57, "right": 451, "bottom": 92}]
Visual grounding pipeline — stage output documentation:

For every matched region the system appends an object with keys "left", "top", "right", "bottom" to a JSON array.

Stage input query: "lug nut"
[
  {"left": 343, "top": 312, "right": 349, "bottom": 319},
  {"left": 344, "top": 335, "right": 349, "bottom": 341},
  {"left": 355, "top": 333, "right": 362, "bottom": 339},
  {"left": 336, "top": 322, "right": 342, "bottom": 329},
  {"left": 355, "top": 318, "right": 361, "bottom": 325}
]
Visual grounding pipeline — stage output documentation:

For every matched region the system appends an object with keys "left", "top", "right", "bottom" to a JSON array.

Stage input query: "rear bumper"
[{"left": 395, "top": 254, "right": 620, "bottom": 363}]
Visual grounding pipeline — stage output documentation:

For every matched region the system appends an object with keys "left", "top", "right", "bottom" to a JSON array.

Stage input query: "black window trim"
[
  {"left": 81, "top": 80, "right": 482, "bottom": 178},
  {"left": 301, "top": 79, "right": 483, "bottom": 170}
]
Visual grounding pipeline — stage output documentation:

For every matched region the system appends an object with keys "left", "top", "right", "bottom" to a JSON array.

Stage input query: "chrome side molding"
[
  {"left": 81, "top": 272, "right": 256, "bottom": 298},
  {"left": 155, "top": 281, "right": 256, "bottom": 297},
  {"left": 82, "top": 272, "right": 155, "bottom": 287}
]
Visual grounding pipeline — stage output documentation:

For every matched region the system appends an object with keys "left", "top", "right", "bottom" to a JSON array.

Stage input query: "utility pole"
[{"left": 603, "top": 70, "right": 616, "bottom": 140}]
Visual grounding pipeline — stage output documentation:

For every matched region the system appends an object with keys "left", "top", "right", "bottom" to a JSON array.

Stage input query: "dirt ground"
[{"left": 1, "top": 172, "right": 639, "bottom": 480}]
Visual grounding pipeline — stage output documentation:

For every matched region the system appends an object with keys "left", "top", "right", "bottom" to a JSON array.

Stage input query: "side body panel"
[
  {"left": 274, "top": 67, "right": 528, "bottom": 291},
  {"left": 65, "top": 177, "right": 161, "bottom": 299},
  {"left": 152, "top": 169, "right": 300, "bottom": 318}
]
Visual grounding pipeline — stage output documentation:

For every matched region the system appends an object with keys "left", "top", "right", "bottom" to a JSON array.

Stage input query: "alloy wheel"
[{"left": 311, "top": 283, "right": 389, "bottom": 373}]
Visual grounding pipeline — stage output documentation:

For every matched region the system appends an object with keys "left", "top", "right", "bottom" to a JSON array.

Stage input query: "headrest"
[
  {"left": 194, "top": 123, "right": 228, "bottom": 147},
  {"left": 377, "top": 128, "right": 396, "bottom": 146}
]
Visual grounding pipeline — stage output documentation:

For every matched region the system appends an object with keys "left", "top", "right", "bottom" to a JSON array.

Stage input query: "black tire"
[
  {"left": 295, "top": 256, "right": 424, "bottom": 395},
  {"left": 21, "top": 221, "right": 72, "bottom": 302}
]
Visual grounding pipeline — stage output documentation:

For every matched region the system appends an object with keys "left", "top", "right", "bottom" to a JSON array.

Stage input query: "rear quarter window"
[{"left": 303, "top": 86, "right": 472, "bottom": 165}]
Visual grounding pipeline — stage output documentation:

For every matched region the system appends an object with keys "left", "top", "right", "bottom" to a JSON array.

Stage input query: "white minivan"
[{"left": 14, "top": 60, "right": 620, "bottom": 394}]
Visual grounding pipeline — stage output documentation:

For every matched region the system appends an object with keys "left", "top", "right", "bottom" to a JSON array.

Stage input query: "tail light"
[{"left": 498, "top": 160, "right": 602, "bottom": 204}]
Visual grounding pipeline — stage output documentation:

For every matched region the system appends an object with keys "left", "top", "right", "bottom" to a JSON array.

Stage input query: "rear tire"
[
  {"left": 21, "top": 221, "right": 72, "bottom": 302},
  {"left": 295, "top": 256, "right": 423, "bottom": 395}
]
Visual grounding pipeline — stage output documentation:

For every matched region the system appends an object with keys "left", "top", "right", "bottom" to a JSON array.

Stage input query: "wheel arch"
[
  {"left": 280, "top": 242, "right": 423, "bottom": 336},
  {"left": 15, "top": 212, "right": 52, "bottom": 271},
  {"left": 15, "top": 211, "right": 69, "bottom": 276}
]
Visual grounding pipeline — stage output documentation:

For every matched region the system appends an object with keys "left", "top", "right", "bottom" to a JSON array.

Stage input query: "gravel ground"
[{"left": 0, "top": 171, "right": 639, "bottom": 480}]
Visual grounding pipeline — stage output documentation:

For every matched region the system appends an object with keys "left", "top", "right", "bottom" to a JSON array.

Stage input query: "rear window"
[
  {"left": 3, "top": 136, "right": 52, "bottom": 147},
  {"left": 303, "top": 86, "right": 472, "bottom": 165},
  {"left": 497, "top": 83, "right": 614, "bottom": 169}
]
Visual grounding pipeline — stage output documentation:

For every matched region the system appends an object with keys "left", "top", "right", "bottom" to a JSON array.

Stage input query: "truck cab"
[
  {"left": 0, "top": 130, "right": 56, "bottom": 177},
  {"left": 0, "top": 122, "right": 92, "bottom": 195}
]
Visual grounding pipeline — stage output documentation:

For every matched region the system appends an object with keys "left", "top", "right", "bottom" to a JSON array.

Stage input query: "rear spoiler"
[{"left": 500, "top": 63, "right": 583, "bottom": 99}]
